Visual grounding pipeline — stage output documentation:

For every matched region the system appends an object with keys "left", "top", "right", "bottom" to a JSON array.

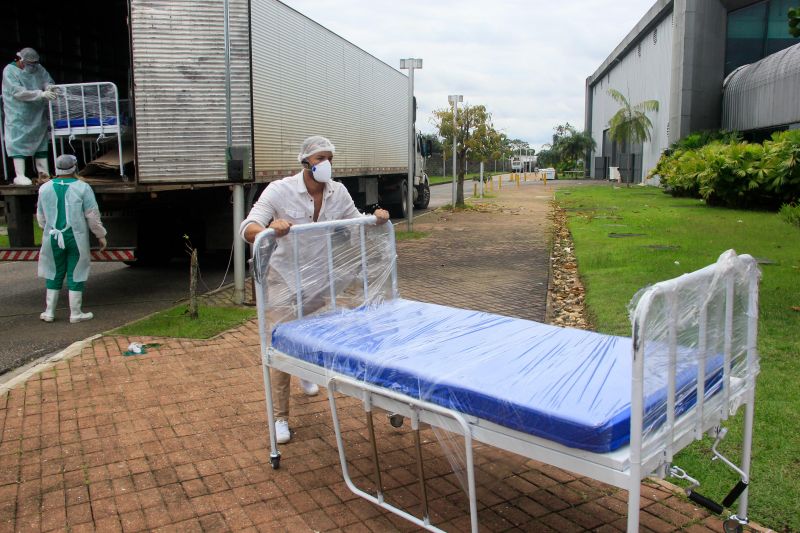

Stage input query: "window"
[
  {"left": 765, "top": 0, "right": 795, "bottom": 55},
  {"left": 725, "top": 0, "right": 796, "bottom": 75}
]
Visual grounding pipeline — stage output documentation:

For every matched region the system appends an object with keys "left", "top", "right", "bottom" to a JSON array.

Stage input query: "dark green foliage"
[
  {"left": 779, "top": 202, "right": 800, "bottom": 227},
  {"left": 651, "top": 129, "right": 800, "bottom": 209},
  {"left": 789, "top": 6, "right": 800, "bottom": 38},
  {"left": 668, "top": 129, "right": 742, "bottom": 152}
]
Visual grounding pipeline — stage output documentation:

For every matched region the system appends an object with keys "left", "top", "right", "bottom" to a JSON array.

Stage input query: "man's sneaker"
[
  {"left": 274, "top": 419, "right": 291, "bottom": 444},
  {"left": 300, "top": 379, "right": 319, "bottom": 396}
]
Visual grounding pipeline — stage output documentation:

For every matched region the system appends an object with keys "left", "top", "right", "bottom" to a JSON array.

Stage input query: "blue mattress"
[
  {"left": 54, "top": 117, "right": 118, "bottom": 129},
  {"left": 272, "top": 299, "right": 721, "bottom": 453}
]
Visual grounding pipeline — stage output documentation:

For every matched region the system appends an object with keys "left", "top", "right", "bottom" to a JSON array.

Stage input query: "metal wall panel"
[
  {"left": 722, "top": 43, "right": 800, "bottom": 132},
  {"left": 250, "top": 0, "right": 408, "bottom": 180},
  {"left": 130, "top": 0, "right": 251, "bottom": 183},
  {"left": 588, "top": 12, "right": 674, "bottom": 182}
]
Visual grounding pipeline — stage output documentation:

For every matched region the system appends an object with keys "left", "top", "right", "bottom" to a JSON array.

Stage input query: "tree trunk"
[
  {"left": 456, "top": 153, "right": 467, "bottom": 206},
  {"left": 188, "top": 249, "right": 199, "bottom": 319}
]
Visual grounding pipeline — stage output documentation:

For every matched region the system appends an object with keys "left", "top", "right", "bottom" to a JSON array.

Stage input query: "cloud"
[{"left": 281, "top": 0, "right": 654, "bottom": 149}]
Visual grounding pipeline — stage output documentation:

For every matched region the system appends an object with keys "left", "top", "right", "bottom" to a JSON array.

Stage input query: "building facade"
[{"left": 585, "top": 0, "right": 799, "bottom": 183}]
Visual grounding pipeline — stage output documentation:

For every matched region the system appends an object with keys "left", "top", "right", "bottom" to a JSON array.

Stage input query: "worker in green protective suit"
[
  {"left": 2, "top": 47, "right": 56, "bottom": 186},
  {"left": 36, "top": 154, "right": 108, "bottom": 323}
]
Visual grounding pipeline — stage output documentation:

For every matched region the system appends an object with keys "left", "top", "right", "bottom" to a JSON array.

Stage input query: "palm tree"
[
  {"left": 607, "top": 88, "right": 659, "bottom": 184},
  {"left": 556, "top": 130, "right": 596, "bottom": 170}
]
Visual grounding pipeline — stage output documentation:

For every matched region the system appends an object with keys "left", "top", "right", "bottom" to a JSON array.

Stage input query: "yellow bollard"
[
  {"left": 499, "top": 175, "right": 503, "bottom": 189},
  {"left": 516, "top": 175, "right": 520, "bottom": 187},
  {"left": 524, "top": 173, "right": 527, "bottom": 182},
  {"left": 473, "top": 182, "right": 477, "bottom": 197}
]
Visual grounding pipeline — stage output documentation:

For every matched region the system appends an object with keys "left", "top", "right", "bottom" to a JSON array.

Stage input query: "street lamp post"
[
  {"left": 400, "top": 58, "right": 422, "bottom": 231},
  {"left": 448, "top": 94, "right": 463, "bottom": 207}
]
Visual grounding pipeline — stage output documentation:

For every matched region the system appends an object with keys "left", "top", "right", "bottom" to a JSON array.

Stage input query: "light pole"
[
  {"left": 400, "top": 58, "right": 422, "bottom": 231},
  {"left": 448, "top": 94, "right": 462, "bottom": 207}
]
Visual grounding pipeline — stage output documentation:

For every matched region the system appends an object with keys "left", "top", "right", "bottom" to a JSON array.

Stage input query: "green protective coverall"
[{"left": 37, "top": 177, "right": 106, "bottom": 291}]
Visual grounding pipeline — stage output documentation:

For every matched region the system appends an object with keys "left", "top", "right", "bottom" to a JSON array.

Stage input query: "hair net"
[
  {"left": 297, "top": 136, "right": 335, "bottom": 163},
  {"left": 16, "top": 48, "right": 40, "bottom": 64},
  {"left": 55, "top": 154, "right": 78, "bottom": 175}
]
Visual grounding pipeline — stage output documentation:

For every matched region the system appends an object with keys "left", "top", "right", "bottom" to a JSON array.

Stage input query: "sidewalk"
[{"left": 1, "top": 178, "right": 741, "bottom": 532}]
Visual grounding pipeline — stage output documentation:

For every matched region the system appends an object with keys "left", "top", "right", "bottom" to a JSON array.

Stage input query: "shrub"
[
  {"left": 779, "top": 202, "right": 800, "bottom": 228},
  {"left": 650, "top": 129, "right": 800, "bottom": 209},
  {"left": 669, "top": 129, "right": 742, "bottom": 151}
]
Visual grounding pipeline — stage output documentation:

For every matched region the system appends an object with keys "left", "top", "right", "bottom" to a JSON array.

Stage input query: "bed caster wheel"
[
  {"left": 388, "top": 413, "right": 404, "bottom": 428},
  {"left": 270, "top": 454, "right": 281, "bottom": 470},
  {"left": 723, "top": 519, "right": 743, "bottom": 533}
]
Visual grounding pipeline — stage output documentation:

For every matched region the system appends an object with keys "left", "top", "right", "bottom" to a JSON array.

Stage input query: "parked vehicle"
[{"left": 0, "top": 0, "right": 430, "bottom": 265}]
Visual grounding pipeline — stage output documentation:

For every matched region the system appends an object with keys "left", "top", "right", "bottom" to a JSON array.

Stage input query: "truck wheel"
[
  {"left": 414, "top": 183, "right": 430, "bottom": 209},
  {"left": 389, "top": 181, "right": 408, "bottom": 219}
]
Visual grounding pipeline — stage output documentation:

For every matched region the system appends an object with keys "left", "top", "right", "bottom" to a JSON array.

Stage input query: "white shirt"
[{"left": 240, "top": 171, "right": 366, "bottom": 292}]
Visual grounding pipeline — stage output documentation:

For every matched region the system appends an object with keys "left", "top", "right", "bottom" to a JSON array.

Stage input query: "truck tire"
[
  {"left": 414, "top": 182, "right": 430, "bottom": 209},
  {"left": 389, "top": 181, "right": 408, "bottom": 219}
]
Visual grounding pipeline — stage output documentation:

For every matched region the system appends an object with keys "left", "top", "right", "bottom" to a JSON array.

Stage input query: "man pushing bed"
[{"left": 240, "top": 135, "right": 390, "bottom": 444}]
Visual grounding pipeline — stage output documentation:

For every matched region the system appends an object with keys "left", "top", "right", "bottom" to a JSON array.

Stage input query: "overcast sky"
[{"left": 281, "top": 0, "right": 655, "bottom": 150}]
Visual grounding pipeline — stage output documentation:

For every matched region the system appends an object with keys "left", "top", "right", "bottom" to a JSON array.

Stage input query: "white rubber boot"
[
  {"left": 40, "top": 289, "right": 59, "bottom": 322},
  {"left": 35, "top": 157, "right": 50, "bottom": 180},
  {"left": 12, "top": 159, "right": 32, "bottom": 186},
  {"left": 69, "top": 290, "right": 94, "bottom": 323}
]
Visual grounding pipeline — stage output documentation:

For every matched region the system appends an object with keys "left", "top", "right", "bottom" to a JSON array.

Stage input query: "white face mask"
[{"left": 310, "top": 159, "right": 332, "bottom": 183}]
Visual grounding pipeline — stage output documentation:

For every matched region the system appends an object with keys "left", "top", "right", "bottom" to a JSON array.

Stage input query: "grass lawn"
[
  {"left": 557, "top": 185, "right": 799, "bottom": 531},
  {"left": 111, "top": 305, "right": 256, "bottom": 339}
]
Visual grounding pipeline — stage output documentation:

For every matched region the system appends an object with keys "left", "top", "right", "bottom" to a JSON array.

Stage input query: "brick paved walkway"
[{"left": 0, "top": 179, "right": 751, "bottom": 532}]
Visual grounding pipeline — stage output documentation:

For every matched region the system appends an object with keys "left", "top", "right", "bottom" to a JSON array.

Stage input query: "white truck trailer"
[{"left": 0, "top": 0, "right": 431, "bottom": 264}]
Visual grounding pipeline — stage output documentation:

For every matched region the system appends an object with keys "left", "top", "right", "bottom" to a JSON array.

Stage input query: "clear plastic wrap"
[
  {"left": 629, "top": 249, "right": 760, "bottom": 462},
  {"left": 50, "top": 82, "right": 121, "bottom": 130},
  {"left": 254, "top": 220, "right": 760, "bottom": 457}
]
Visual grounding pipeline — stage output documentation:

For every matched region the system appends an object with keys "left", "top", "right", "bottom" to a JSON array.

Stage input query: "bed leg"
[
  {"left": 627, "top": 481, "right": 640, "bottom": 532},
  {"left": 411, "top": 411, "right": 430, "bottom": 525},
  {"left": 261, "top": 361, "right": 281, "bottom": 469},
  {"left": 736, "top": 392, "right": 755, "bottom": 522},
  {"left": 364, "top": 396, "right": 384, "bottom": 501}
]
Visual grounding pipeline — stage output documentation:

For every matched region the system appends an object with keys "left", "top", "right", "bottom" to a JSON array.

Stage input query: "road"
[
  {"left": 0, "top": 181, "right": 458, "bottom": 376},
  {"left": 0, "top": 258, "right": 230, "bottom": 375}
]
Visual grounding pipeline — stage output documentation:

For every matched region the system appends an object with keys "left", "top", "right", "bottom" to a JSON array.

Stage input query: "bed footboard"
[{"left": 628, "top": 250, "right": 760, "bottom": 530}]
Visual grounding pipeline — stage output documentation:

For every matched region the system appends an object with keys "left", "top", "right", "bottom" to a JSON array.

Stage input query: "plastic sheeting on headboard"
[{"left": 253, "top": 216, "right": 397, "bottom": 328}]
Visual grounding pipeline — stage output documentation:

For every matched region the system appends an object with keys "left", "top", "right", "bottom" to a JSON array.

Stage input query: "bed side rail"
[{"left": 252, "top": 216, "right": 398, "bottom": 324}]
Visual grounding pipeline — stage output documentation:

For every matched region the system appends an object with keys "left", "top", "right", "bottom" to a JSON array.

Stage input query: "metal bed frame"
[
  {"left": 253, "top": 217, "right": 760, "bottom": 533},
  {"left": 48, "top": 82, "right": 125, "bottom": 178}
]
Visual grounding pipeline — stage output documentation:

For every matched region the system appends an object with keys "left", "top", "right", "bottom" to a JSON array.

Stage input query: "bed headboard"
[
  {"left": 628, "top": 250, "right": 761, "bottom": 474},
  {"left": 252, "top": 216, "right": 398, "bottom": 325}
]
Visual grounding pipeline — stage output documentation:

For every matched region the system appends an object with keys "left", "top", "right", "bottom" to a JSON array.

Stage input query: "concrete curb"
[{"left": 0, "top": 333, "right": 102, "bottom": 395}]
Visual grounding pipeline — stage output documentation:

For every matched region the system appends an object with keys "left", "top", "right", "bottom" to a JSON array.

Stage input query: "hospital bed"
[
  {"left": 48, "top": 82, "right": 126, "bottom": 178},
  {"left": 252, "top": 217, "right": 760, "bottom": 532}
]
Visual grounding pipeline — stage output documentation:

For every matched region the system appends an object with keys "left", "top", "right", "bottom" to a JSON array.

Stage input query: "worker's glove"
[
  {"left": 40, "top": 89, "right": 57, "bottom": 101},
  {"left": 98, "top": 237, "right": 108, "bottom": 252}
]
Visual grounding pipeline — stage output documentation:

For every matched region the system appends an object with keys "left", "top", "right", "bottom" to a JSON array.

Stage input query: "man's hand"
[
  {"left": 98, "top": 237, "right": 108, "bottom": 252},
  {"left": 374, "top": 208, "right": 390, "bottom": 225},
  {"left": 269, "top": 219, "right": 293, "bottom": 237}
]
